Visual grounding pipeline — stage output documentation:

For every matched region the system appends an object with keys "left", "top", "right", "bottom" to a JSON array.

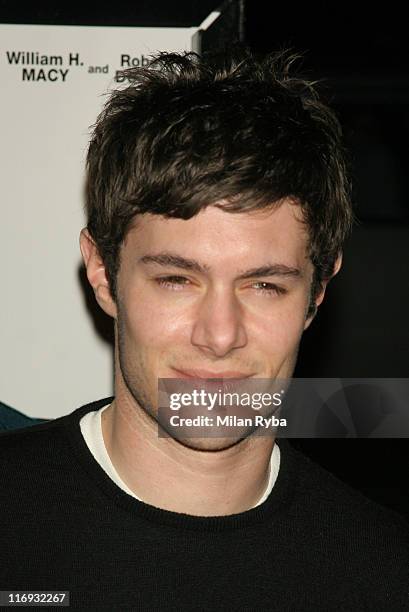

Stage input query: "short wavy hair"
[{"left": 85, "top": 49, "right": 353, "bottom": 315}]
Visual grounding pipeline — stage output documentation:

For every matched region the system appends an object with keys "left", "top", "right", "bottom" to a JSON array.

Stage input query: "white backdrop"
[{"left": 0, "top": 23, "right": 197, "bottom": 418}]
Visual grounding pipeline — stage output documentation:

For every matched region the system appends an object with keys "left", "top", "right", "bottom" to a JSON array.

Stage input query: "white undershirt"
[{"left": 80, "top": 403, "right": 280, "bottom": 509}]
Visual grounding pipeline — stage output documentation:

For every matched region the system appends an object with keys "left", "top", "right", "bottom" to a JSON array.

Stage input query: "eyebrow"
[{"left": 139, "top": 253, "right": 302, "bottom": 280}]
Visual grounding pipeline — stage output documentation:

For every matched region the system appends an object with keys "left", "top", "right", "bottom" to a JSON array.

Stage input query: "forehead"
[{"left": 122, "top": 199, "right": 310, "bottom": 271}]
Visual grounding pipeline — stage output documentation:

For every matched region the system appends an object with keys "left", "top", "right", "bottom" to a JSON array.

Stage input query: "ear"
[
  {"left": 304, "top": 253, "right": 343, "bottom": 330},
  {"left": 79, "top": 228, "right": 117, "bottom": 318}
]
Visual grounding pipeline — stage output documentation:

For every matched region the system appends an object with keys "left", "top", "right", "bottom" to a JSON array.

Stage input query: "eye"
[
  {"left": 252, "top": 282, "right": 287, "bottom": 296},
  {"left": 155, "top": 276, "right": 191, "bottom": 290}
]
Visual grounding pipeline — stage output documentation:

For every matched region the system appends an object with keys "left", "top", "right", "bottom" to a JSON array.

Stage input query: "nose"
[{"left": 191, "top": 286, "right": 248, "bottom": 358}]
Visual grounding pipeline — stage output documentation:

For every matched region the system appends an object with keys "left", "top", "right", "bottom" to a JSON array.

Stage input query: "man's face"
[{"left": 110, "top": 199, "right": 317, "bottom": 448}]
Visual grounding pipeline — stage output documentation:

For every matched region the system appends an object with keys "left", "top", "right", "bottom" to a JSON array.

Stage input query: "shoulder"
[
  {"left": 0, "top": 397, "right": 112, "bottom": 472},
  {"left": 280, "top": 441, "right": 409, "bottom": 607},
  {"left": 0, "top": 398, "right": 113, "bottom": 522},
  {"left": 282, "top": 439, "right": 409, "bottom": 546}
]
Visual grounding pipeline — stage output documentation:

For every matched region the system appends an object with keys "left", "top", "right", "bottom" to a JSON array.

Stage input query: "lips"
[
  {"left": 171, "top": 368, "right": 254, "bottom": 380},
  {"left": 165, "top": 368, "right": 255, "bottom": 401}
]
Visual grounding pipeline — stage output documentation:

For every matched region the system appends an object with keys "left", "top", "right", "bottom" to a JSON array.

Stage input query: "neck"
[{"left": 101, "top": 384, "right": 275, "bottom": 517}]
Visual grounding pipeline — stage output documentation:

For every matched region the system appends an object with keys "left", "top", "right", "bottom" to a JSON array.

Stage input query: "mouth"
[
  {"left": 169, "top": 369, "right": 255, "bottom": 393},
  {"left": 170, "top": 368, "right": 255, "bottom": 380}
]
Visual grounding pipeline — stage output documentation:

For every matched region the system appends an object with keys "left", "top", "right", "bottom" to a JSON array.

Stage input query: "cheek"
[
  {"left": 119, "top": 285, "right": 189, "bottom": 351},
  {"left": 253, "top": 295, "right": 308, "bottom": 354}
]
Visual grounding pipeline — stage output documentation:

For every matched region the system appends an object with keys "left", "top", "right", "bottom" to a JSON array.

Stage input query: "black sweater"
[{"left": 1, "top": 398, "right": 408, "bottom": 611}]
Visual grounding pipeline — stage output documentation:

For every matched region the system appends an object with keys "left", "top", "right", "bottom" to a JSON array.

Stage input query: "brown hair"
[{"left": 85, "top": 49, "right": 353, "bottom": 315}]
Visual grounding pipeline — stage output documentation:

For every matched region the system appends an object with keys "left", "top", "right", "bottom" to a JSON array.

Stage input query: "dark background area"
[{"left": 1, "top": 0, "right": 408, "bottom": 519}]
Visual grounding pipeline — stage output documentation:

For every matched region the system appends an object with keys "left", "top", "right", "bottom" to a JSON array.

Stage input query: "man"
[{"left": 1, "top": 49, "right": 408, "bottom": 610}]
